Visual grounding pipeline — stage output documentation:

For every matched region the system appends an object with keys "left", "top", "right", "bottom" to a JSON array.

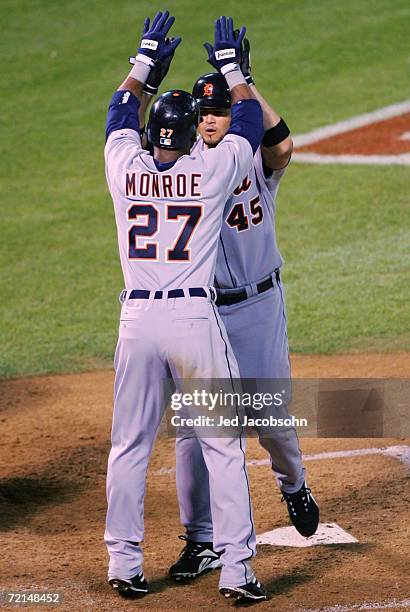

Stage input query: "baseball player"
[
  {"left": 104, "top": 12, "right": 267, "bottom": 602},
  {"left": 166, "top": 39, "right": 320, "bottom": 581}
]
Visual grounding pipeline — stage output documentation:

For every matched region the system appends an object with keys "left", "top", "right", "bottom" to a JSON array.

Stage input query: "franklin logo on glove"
[
  {"left": 215, "top": 48, "right": 236, "bottom": 60},
  {"left": 141, "top": 39, "right": 159, "bottom": 50}
]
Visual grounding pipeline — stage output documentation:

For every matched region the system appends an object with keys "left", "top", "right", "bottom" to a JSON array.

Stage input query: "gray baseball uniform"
[
  {"left": 175, "top": 139, "right": 305, "bottom": 542},
  {"left": 104, "top": 90, "right": 264, "bottom": 588}
]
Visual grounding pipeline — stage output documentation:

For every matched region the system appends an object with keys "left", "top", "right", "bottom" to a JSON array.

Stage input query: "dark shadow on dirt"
[
  {"left": 260, "top": 542, "right": 373, "bottom": 602},
  {"left": 0, "top": 475, "right": 76, "bottom": 531},
  {"left": 0, "top": 441, "right": 110, "bottom": 531}
]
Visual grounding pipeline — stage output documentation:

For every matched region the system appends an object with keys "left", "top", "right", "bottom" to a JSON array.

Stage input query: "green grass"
[
  {"left": 1, "top": 0, "right": 409, "bottom": 377},
  {"left": 278, "top": 165, "right": 410, "bottom": 353}
]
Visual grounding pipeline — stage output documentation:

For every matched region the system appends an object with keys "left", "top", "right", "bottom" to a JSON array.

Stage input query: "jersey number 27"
[{"left": 128, "top": 203, "right": 203, "bottom": 262}]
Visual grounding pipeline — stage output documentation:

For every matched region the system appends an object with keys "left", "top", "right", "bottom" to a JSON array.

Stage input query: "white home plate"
[{"left": 256, "top": 523, "right": 358, "bottom": 547}]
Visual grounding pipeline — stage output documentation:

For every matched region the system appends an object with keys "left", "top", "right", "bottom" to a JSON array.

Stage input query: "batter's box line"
[{"left": 152, "top": 444, "right": 410, "bottom": 476}]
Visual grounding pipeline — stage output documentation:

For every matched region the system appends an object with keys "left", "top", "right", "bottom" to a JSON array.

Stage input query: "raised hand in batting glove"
[
  {"left": 203, "top": 16, "right": 246, "bottom": 76},
  {"left": 133, "top": 43, "right": 176, "bottom": 95},
  {"left": 234, "top": 29, "right": 254, "bottom": 86},
  {"left": 136, "top": 11, "right": 180, "bottom": 66},
  {"left": 129, "top": 11, "right": 180, "bottom": 87},
  {"left": 130, "top": 21, "right": 180, "bottom": 96}
]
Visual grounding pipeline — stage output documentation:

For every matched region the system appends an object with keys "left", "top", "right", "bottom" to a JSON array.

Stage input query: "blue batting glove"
[
  {"left": 138, "top": 11, "right": 181, "bottom": 65},
  {"left": 129, "top": 37, "right": 179, "bottom": 95},
  {"left": 204, "top": 16, "right": 246, "bottom": 74}
]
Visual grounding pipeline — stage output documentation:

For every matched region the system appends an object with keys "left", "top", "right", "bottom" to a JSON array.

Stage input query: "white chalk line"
[
  {"left": 292, "top": 100, "right": 410, "bottom": 165},
  {"left": 292, "top": 152, "right": 410, "bottom": 166},
  {"left": 152, "top": 444, "right": 410, "bottom": 476},
  {"left": 300, "top": 598, "right": 410, "bottom": 611},
  {"left": 248, "top": 444, "right": 410, "bottom": 467},
  {"left": 293, "top": 100, "right": 410, "bottom": 147}
]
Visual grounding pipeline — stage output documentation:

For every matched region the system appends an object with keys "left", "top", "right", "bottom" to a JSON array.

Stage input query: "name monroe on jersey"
[{"left": 125, "top": 171, "right": 203, "bottom": 199}]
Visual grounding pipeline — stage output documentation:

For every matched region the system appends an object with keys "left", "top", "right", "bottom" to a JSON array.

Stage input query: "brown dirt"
[
  {"left": 0, "top": 353, "right": 409, "bottom": 611},
  {"left": 297, "top": 112, "right": 410, "bottom": 155}
]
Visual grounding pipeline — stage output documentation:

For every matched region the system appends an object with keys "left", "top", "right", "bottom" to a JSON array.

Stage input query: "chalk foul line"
[
  {"left": 292, "top": 152, "right": 410, "bottom": 166},
  {"left": 293, "top": 100, "right": 410, "bottom": 147},
  {"left": 152, "top": 444, "right": 410, "bottom": 476},
  {"left": 292, "top": 100, "right": 410, "bottom": 165},
  {"left": 300, "top": 597, "right": 410, "bottom": 611}
]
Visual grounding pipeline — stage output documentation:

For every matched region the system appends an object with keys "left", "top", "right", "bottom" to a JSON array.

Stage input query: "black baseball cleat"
[
  {"left": 220, "top": 577, "right": 267, "bottom": 602},
  {"left": 281, "top": 481, "right": 320, "bottom": 537},
  {"left": 169, "top": 535, "right": 222, "bottom": 581},
  {"left": 108, "top": 570, "right": 148, "bottom": 598}
]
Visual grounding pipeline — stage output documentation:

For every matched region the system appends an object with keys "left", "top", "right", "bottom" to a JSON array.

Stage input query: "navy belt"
[
  {"left": 125, "top": 287, "right": 214, "bottom": 300},
  {"left": 216, "top": 270, "right": 280, "bottom": 307}
]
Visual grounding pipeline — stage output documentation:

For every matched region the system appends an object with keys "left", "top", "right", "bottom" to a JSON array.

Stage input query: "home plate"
[{"left": 256, "top": 523, "right": 358, "bottom": 547}]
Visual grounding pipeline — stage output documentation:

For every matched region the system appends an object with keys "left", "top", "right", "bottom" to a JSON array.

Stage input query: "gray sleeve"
[
  {"left": 204, "top": 134, "right": 254, "bottom": 199},
  {"left": 254, "top": 147, "right": 287, "bottom": 201},
  {"left": 104, "top": 128, "right": 143, "bottom": 188}
]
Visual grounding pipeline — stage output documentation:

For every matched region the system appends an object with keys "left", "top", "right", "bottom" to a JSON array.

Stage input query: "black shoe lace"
[
  {"left": 281, "top": 484, "right": 312, "bottom": 515},
  {"left": 177, "top": 535, "right": 207, "bottom": 559}
]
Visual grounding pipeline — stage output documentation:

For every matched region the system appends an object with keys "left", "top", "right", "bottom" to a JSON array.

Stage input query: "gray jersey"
[
  {"left": 105, "top": 129, "right": 254, "bottom": 290},
  {"left": 104, "top": 92, "right": 266, "bottom": 588},
  {"left": 192, "top": 138, "right": 285, "bottom": 288}
]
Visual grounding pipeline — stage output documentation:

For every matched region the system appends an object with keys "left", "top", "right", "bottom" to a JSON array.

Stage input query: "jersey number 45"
[
  {"left": 128, "top": 203, "right": 203, "bottom": 262},
  {"left": 226, "top": 196, "right": 263, "bottom": 232}
]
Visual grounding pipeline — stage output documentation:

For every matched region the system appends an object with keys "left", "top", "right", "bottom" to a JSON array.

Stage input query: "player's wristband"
[
  {"left": 262, "top": 118, "right": 290, "bottom": 147},
  {"left": 129, "top": 56, "right": 158, "bottom": 94},
  {"left": 223, "top": 65, "right": 247, "bottom": 90},
  {"left": 143, "top": 82, "right": 158, "bottom": 96},
  {"left": 220, "top": 62, "right": 239, "bottom": 76},
  {"left": 128, "top": 54, "right": 154, "bottom": 84}
]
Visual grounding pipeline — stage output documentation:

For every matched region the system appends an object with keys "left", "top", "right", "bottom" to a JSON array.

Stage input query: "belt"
[
  {"left": 121, "top": 287, "right": 215, "bottom": 301},
  {"left": 216, "top": 270, "right": 280, "bottom": 307}
]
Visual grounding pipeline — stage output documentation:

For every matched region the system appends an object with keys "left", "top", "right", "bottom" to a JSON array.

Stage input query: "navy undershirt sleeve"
[
  {"left": 154, "top": 159, "right": 177, "bottom": 171},
  {"left": 227, "top": 99, "right": 264, "bottom": 154},
  {"left": 262, "top": 161, "right": 275, "bottom": 178},
  {"left": 105, "top": 90, "right": 140, "bottom": 142}
]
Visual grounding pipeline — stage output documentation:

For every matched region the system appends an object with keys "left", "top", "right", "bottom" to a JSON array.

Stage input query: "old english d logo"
[{"left": 203, "top": 83, "right": 213, "bottom": 97}]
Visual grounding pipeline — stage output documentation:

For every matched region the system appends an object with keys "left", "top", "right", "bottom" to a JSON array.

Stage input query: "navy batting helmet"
[
  {"left": 192, "top": 73, "right": 231, "bottom": 109},
  {"left": 147, "top": 90, "right": 199, "bottom": 150}
]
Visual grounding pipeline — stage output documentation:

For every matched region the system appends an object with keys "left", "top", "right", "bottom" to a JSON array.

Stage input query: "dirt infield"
[
  {"left": 297, "top": 112, "right": 410, "bottom": 156},
  {"left": 293, "top": 101, "right": 410, "bottom": 165},
  {"left": 0, "top": 353, "right": 409, "bottom": 611}
]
